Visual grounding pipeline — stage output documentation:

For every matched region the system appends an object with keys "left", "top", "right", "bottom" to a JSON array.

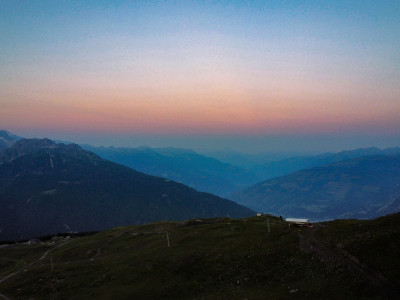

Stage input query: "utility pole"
[{"left": 166, "top": 232, "right": 170, "bottom": 247}]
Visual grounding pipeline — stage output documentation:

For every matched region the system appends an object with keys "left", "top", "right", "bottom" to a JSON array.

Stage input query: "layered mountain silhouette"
[
  {"left": 83, "top": 144, "right": 400, "bottom": 197},
  {"left": 1, "top": 130, "right": 399, "bottom": 233},
  {"left": 232, "top": 155, "right": 400, "bottom": 220},
  {"left": 81, "top": 145, "right": 255, "bottom": 197},
  {"left": 250, "top": 147, "right": 400, "bottom": 182},
  {"left": 0, "top": 138, "right": 254, "bottom": 241}
]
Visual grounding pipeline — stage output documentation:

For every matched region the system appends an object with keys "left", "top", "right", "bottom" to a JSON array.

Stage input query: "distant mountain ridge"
[
  {"left": 2, "top": 130, "right": 400, "bottom": 204},
  {"left": 0, "top": 130, "right": 21, "bottom": 151},
  {"left": 81, "top": 144, "right": 255, "bottom": 197},
  {"left": 0, "top": 138, "right": 254, "bottom": 241},
  {"left": 83, "top": 144, "right": 400, "bottom": 197},
  {"left": 250, "top": 147, "right": 400, "bottom": 182},
  {"left": 232, "top": 154, "right": 400, "bottom": 220}
]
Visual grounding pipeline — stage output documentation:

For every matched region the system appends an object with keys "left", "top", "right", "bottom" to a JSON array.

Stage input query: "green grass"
[
  {"left": 314, "top": 213, "right": 400, "bottom": 286},
  {"left": 0, "top": 214, "right": 399, "bottom": 299}
]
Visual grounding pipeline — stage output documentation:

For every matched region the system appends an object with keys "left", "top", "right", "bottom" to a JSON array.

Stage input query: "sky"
[{"left": 1, "top": 0, "right": 399, "bottom": 154}]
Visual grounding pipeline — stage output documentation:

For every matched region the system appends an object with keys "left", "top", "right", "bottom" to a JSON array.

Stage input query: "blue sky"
[{"left": 0, "top": 0, "right": 399, "bottom": 153}]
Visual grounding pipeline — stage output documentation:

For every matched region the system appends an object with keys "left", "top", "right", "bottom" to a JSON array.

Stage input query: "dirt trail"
[
  {"left": 0, "top": 239, "right": 72, "bottom": 299},
  {"left": 297, "top": 227, "right": 400, "bottom": 299}
]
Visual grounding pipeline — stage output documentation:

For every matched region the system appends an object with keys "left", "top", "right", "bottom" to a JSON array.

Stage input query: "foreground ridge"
[{"left": 0, "top": 214, "right": 399, "bottom": 299}]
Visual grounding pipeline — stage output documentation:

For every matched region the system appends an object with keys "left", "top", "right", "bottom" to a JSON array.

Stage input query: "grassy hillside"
[{"left": 1, "top": 213, "right": 399, "bottom": 299}]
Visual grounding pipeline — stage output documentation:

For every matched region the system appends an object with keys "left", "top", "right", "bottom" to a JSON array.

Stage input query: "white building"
[{"left": 285, "top": 218, "right": 310, "bottom": 226}]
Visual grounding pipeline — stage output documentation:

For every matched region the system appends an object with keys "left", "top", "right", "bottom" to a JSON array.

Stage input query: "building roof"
[{"left": 285, "top": 218, "right": 309, "bottom": 223}]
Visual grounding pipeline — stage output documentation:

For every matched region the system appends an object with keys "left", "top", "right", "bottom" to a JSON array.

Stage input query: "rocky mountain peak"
[{"left": 0, "top": 138, "right": 97, "bottom": 165}]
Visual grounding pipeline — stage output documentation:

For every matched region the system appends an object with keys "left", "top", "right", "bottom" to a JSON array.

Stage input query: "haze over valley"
[{"left": 1, "top": 129, "right": 400, "bottom": 238}]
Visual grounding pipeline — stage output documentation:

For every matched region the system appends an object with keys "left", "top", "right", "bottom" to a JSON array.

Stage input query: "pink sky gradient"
[{"left": 1, "top": 1, "right": 399, "bottom": 152}]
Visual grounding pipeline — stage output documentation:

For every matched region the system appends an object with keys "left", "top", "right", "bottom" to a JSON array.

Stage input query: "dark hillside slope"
[
  {"left": 232, "top": 155, "right": 400, "bottom": 220},
  {"left": 0, "top": 139, "right": 254, "bottom": 241},
  {"left": 0, "top": 213, "right": 399, "bottom": 299}
]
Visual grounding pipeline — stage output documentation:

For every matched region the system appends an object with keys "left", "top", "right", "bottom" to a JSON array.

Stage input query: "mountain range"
[
  {"left": 81, "top": 144, "right": 255, "bottom": 197},
  {"left": 1, "top": 129, "right": 400, "bottom": 230},
  {"left": 250, "top": 147, "right": 400, "bottom": 181},
  {"left": 0, "top": 138, "right": 253, "bottom": 241},
  {"left": 83, "top": 144, "right": 400, "bottom": 198},
  {"left": 232, "top": 154, "right": 400, "bottom": 220}
]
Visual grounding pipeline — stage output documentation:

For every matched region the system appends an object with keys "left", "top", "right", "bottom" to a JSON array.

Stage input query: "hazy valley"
[{"left": 1, "top": 129, "right": 400, "bottom": 299}]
